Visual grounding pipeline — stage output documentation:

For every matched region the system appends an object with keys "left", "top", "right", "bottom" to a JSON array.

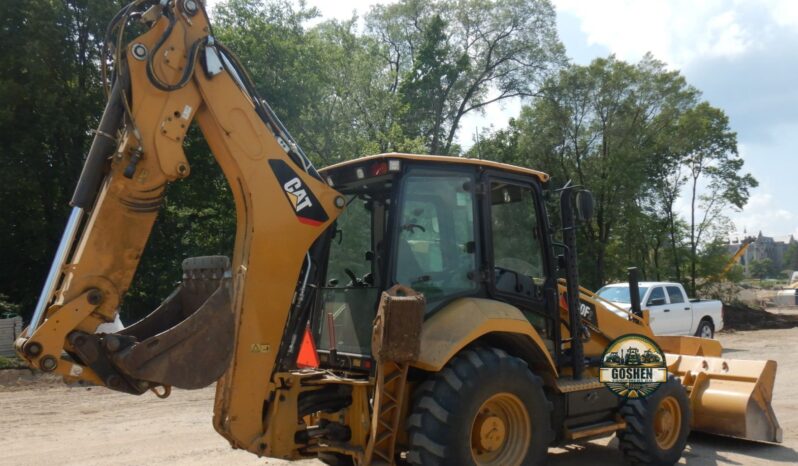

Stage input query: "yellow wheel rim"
[
  {"left": 654, "top": 396, "right": 682, "bottom": 450},
  {"left": 470, "top": 393, "right": 530, "bottom": 466}
]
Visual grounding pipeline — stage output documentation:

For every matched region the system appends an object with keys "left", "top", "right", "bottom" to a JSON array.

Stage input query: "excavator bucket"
[
  {"left": 70, "top": 256, "right": 235, "bottom": 391},
  {"left": 666, "top": 353, "right": 782, "bottom": 443}
]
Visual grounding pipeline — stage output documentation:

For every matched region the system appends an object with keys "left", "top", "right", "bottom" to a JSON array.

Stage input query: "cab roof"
[{"left": 320, "top": 153, "right": 550, "bottom": 183}]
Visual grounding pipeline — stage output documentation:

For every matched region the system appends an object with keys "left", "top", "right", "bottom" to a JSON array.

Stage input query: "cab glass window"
[
  {"left": 317, "top": 194, "right": 385, "bottom": 355},
  {"left": 326, "top": 196, "right": 373, "bottom": 286},
  {"left": 394, "top": 172, "right": 478, "bottom": 306},
  {"left": 666, "top": 286, "right": 685, "bottom": 304},
  {"left": 490, "top": 182, "right": 546, "bottom": 298},
  {"left": 647, "top": 287, "right": 666, "bottom": 305}
]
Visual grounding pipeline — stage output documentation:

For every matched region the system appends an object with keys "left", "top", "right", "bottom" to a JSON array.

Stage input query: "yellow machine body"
[{"left": 15, "top": 1, "right": 781, "bottom": 464}]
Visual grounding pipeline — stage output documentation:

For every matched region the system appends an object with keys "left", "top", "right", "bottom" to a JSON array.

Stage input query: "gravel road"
[{"left": 1, "top": 327, "right": 796, "bottom": 466}]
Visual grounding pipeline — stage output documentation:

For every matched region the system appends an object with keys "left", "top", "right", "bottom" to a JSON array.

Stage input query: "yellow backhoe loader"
[{"left": 16, "top": 1, "right": 781, "bottom": 465}]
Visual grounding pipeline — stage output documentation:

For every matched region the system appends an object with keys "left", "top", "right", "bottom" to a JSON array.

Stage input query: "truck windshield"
[{"left": 596, "top": 286, "right": 648, "bottom": 304}]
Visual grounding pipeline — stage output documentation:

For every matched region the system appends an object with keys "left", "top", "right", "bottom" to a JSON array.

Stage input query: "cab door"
[
  {"left": 485, "top": 175, "right": 556, "bottom": 339},
  {"left": 665, "top": 285, "right": 692, "bottom": 335},
  {"left": 646, "top": 286, "right": 679, "bottom": 335}
]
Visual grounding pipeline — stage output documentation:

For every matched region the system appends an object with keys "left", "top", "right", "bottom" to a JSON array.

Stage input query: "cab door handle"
[
  {"left": 684, "top": 307, "right": 690, "bottom": 311},
  {"left": 663, "top": 309, "right": 671, "bottom": 313}
]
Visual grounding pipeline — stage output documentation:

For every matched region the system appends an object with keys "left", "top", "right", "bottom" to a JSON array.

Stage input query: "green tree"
[
  {"left": 0, "top": 0, "right": 124, "bottom": 317},
  {"left": 367, "top": 0, "right": 565, "bottom": 154},
  {"left": 502, "top": 55, "right": 697, "bottom": 287},
  {"left": 398, "top": 14, "right": 468, "bottom": 152},
  {"left": 675, "top": 103, "right": 757, "bottom": 294},
  {"left": 749, "top": 258, "right": 773, "bottom": 281},
  {"left": 782, "top": 242, "right": 798, "bottom": 271}
]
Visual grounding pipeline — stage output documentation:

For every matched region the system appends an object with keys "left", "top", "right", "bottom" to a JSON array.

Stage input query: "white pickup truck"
[{"left": 595, "top": 281, "right": 723, "bottom": 338}]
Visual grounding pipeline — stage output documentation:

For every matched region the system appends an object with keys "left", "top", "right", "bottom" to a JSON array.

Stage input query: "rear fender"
[{"left": 410, "top": 298, "right": 557, "bottom": 378}]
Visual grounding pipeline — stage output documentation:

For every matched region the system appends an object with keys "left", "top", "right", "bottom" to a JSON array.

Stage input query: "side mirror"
[
  {"left": 576, "top": 190, "right": 594, "bottom": 223},
  {"left": 648, "top": 297, "right": 666, "bottom": 306}
]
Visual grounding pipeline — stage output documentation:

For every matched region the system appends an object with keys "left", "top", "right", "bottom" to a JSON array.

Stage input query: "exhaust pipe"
[{"left": 628, "top": 267, "right": 643, "bottom": 318}]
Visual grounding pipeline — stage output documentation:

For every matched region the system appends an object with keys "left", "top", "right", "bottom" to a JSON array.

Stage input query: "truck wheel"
[
  {"left": 695, "top": 319, "right": 714, "bottom": 339},
  {"left": 617, "top": 377, "right": 690, "bottom": 466},
  {"left": 406, "top": 347, "right": 552, "bottom": 466}
]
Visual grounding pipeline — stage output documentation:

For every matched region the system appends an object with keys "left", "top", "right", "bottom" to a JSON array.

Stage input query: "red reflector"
[
  {"left": 370, "top": 161, "right": 389, "bottom": 177},
  {"left": 297, "top": 326, "right": 320, "bottom": 368},
  {"left": 363, "top": 359, "right": 372, "bottom": 369}
]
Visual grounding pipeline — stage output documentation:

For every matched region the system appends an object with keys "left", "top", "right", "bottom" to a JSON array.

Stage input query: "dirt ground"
[{"left": 2, "top": 327, "right": 797, "bottom": 466}]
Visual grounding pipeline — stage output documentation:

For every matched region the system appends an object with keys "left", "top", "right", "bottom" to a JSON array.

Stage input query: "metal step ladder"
[{"left": 364, "top": 360, "right": 410, "bottom": 465}]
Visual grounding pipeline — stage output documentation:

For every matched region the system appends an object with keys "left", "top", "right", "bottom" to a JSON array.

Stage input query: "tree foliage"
[
  {"left": 472, "top": 55, "right": 756, "bottom": 291},
  {"left": 749, "top": 259, "right": 774, "bottom": 280},
  {"left": 0, "top": 0, "right": 757, "bottom": 323},
  {"left": 784, "top": 242, "right": 798, "bottom": 272},
  {"left": 368, "top": 0, "right": 565, "bottom": 154},
  {"left": 0, "top": 0, "right": 124, "bottom": 315}
]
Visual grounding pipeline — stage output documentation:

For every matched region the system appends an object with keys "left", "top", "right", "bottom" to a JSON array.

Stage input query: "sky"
[{"left": 205, "top": 0, "right": 798, "bottom": 239}]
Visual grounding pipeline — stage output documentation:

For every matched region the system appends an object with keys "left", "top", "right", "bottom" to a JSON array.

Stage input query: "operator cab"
[{"left": 312, "top": 154, "right": 556, "bottom": 370}]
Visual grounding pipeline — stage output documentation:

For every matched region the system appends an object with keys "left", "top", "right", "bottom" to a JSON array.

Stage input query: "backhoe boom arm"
[{"left": 16, "top": 0, "right": 342, "bottom": 455}]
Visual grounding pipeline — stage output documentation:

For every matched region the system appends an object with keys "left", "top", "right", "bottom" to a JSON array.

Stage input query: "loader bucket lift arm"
[{"left": 16, "top": 0, "right": 342, "bottom": 454}]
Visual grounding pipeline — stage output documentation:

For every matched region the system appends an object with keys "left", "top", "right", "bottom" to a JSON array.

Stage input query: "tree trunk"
[
  {"left": 667, "top": 210, "right": 681, "bottom": 282},
  {"left": 653, "top": 238, "right": 662, "bottom": 281},
  {"left": 689, "top": 176, "right": 698, "bottom": 295}
]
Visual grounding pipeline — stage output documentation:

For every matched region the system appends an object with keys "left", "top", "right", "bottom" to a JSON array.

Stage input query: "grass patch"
[{"left": 0, "top": 355, "right": 26, "bottom": 370}]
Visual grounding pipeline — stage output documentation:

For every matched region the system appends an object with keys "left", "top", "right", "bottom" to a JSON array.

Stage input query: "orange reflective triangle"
[{"left": 296, "top": 325, "right": 320, "bottom": 368}]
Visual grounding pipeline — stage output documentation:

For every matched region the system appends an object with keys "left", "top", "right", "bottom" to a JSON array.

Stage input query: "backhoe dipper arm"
[{"left": 16, "top": 0, "right": 342, "bottom": 454}]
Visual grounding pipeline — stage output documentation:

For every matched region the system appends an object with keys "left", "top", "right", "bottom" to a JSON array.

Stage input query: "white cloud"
[
  {"left": 768, "top": 0, "right": 798, "bottom": 28},
  {"left": 728, "top": 191, "right": 798, "bottom": 238},
  {"left": 553, "top": 0, "right": 756, "bottom": 68},
  {"left": 700, "top": 10, "right": 751, "bottom": 58}
]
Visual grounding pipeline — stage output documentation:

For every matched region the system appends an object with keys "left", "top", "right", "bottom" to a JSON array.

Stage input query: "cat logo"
[
  {"left": 283, "top": 177, "right": 313, "bottom": 212},
  {"left": 269, "top": 159, "right": 329, "bottom": 226}
]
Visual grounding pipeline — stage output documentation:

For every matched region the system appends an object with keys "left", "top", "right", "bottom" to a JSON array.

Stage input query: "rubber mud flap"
[{"left": 111, "top": 256, "right": 235, "bottom": 389}]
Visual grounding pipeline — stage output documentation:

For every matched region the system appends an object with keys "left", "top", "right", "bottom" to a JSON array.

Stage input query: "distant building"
[{"left": 727, "top": 232, "right": 796, "bottom": 275}]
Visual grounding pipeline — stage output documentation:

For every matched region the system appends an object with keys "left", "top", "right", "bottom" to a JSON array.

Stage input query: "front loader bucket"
[
  {"left": 70, "top": 256, "right": 235, "bottom": 391},
  {"left": 666, "top": 353, "right": 782, "bottom": 443}
]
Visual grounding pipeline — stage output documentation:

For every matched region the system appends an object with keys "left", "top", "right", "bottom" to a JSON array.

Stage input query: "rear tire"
[
  {"left": 617, "top": 377, "right": 691, "bottom": 466},
  {"left": 406, "top": 346, "right": 553, "bottom": 466},
  {"left": 695, "top": 319, "right": 714, "bottom": 339},
  {"left": 318, "top": 452, "right": 353, "bottom": 466}
]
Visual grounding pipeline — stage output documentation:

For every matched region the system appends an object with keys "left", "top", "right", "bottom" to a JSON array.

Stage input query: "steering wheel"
[
  {"left": 344, "top": 268, "right": 364, "bottom": 287},
  {"left": 401, "top": 223, "right": 426, "bottom": 234}
]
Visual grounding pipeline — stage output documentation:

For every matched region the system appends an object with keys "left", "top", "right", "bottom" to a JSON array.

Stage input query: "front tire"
[
  {"left": 695, "top": 319, "right": 714, "bottom": 339},
  {"left": 617, "top": 377, "right": 691, "bottom": 466},
  {"left": 406, "top": 347, "right": 553, "bottom": 466}
]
